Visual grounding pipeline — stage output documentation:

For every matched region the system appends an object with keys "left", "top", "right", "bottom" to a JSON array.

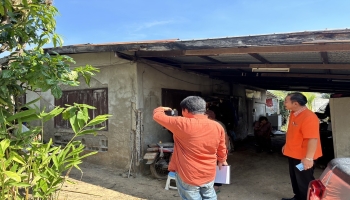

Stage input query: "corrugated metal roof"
[
  {"left": 41, "top": 29, "right": 350, "bottom": 93},
  {"left": 259, "top": 52, "right": 322, "bottom": 63},
  {"left": 69, "top": 39, "right": 179, "bottom": 47},
  {"left": 328, "top": 51, "right": 350, "bottom": 64},
  {"left": 210, "top": 54, "right": 261, "bottom": 63},
  {"left": 169, "top": 56, "right": 211, "bottom": 63}
]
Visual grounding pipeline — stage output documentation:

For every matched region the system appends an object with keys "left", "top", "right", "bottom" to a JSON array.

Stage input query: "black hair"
[
  {"left": 258, "top": 116, "right": 268, "bottom": 122},
  {"left": 180, "top": 96, "right": 206, "bottom": 114},
  {"left": 287, "top": 92, "right": 307, "bottom": 106}
]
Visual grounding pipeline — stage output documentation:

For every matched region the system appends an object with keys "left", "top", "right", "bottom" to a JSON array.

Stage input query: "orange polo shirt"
[
  {"left": 153, "top": 107, "right": 227, "bottom": 186},
  {"left": 284, "top": 108, "right": 322, "bottom": 160}
]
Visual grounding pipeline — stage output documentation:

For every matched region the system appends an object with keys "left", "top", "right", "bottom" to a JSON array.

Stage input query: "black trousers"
[{"left": 288, "top": 157, "right": 315, "bottom": 200}]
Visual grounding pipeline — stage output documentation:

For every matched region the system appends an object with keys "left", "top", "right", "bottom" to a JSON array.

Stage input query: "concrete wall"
[
  {"left": 29, "top": 51, "right": 260, "bottom": 170},
  {"left": 251, "top": 89, "right": 268, "bottom": 133},
  {"left": 136, "top": 62, "right": 230, "bottom": 149},
  {"left": 231, "top": 85, "right": 248, "bottom": 140},
  {"left": 39, "top": 52, "right": 137, "bottom": 169},
  {"left": 231, "top": 85, "right": 267, "bottom": 139},
  {"left": 266, "top": 98, "right": 279, "bottom": 115},
  {"left": 329, "top": 97, "right": 350, "bottom": 158}
]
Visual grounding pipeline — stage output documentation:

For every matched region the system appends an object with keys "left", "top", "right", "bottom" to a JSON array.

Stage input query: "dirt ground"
[{"left": 59, "top": 135, "right": 323, "bottom": 200}]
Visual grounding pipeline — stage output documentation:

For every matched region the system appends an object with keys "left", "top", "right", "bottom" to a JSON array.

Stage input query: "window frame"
[{"left": 54, "top": 88, "right": 108, "bottom": 130}]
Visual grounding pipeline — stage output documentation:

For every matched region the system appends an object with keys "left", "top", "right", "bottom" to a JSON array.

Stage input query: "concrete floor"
[{"left": 216, "top": 135, "right": 323, "bottom": 200}]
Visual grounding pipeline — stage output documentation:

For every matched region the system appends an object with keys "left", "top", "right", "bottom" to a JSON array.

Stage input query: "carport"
[
  {"left": 50, "top": 28, "right": 350, "bottom": 160},
  {"left": 113, "top": 29, "right": 350, "bottom": 159},
  {"left": 114, "top": 29, "right": 350, "bottom": 93},
  {"left": 47, "top": 29, "right": 350, "bottom": 199}
]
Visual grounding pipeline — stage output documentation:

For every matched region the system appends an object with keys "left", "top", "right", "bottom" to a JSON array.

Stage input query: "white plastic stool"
[{"left": 165, "top": 172, "right": 177, "bottom": 190}]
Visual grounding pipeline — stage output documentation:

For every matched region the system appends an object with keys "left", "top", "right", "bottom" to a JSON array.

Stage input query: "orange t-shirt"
[
  {"left": 153, "top": 107, "right": 227, "bottom": 186},
  {"left": 283, "top": 108, "right": 322, "bottom": 160}
]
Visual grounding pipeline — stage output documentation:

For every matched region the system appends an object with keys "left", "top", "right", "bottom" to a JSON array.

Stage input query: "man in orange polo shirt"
[
  {"left": 281, "top": 92, "right": 322, "bottom": 200},
  {"left": 153, "top": 96, "right": 228, "bottom": 200}
]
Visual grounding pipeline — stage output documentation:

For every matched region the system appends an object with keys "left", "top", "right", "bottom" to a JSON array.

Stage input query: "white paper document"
[{"left": 214, "top": 165, "right": 231, "bottom": 184}]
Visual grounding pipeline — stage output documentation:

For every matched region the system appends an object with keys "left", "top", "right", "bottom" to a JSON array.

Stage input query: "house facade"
[
  {"left": 27, "top": 51, "right": 266, "bottom": 169},
  {"left": 25, "top": 29, "right": 350, "bottom": 170}
]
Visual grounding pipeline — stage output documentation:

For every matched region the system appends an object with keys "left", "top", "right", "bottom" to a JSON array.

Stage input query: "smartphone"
[{"left": 296, "top": 163, "right": 304, "bottom": 171}]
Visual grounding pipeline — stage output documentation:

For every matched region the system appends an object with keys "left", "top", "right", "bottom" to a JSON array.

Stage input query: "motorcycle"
[
  {"left": 144, "top": 109, "right": 177, "bottom": 179},
  {"left": 143, "top": 142, "right": 174, "bottom": 179}
]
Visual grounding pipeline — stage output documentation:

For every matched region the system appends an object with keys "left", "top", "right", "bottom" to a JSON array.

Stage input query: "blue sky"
[{"left": 54, "top": 0, "right": 350, "bottom": 46}]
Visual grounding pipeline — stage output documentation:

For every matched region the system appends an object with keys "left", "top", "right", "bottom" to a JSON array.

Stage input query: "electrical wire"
[{"left": 139, "top": 60, "right": 227, "bottom": 86}]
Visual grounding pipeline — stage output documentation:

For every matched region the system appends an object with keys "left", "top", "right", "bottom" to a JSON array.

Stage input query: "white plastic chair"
[{"left": 164, "top": 172, "right": 177, "bottom": 190}]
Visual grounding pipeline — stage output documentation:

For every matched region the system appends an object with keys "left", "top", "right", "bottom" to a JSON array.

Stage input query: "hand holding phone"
[{"left": 296, "top": 163, "right": 304, "bottom": 171}]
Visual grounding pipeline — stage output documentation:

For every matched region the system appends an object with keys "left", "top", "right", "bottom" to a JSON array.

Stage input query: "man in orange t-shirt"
[
  {"left": 153, "top": 96, "right": 228, "bottom": 200},
  {"left": 281, "top": 93, "right": 322, "bottom": 200}
]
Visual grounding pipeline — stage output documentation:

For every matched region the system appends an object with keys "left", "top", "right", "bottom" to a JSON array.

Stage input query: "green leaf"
[
  {"left": 66, "top": 179, "right": 76, "bottom": 184},
  {"left": 76, "top": 110, "right": 86, "bottom": 129},
  {"left": 11, "top": 152, "right": 26, "bottom": 165},
  {"left": 69, "top": 114, "right": 79, "bottom": 134},
  {"left": 22, "top": 0, "right": 28, "bottom": 7},
  {"left": 0, "top": 69, "right": 12, "bottom": 78},
  {"left": 42, "top": 107, "right": 64, "bottom": 122},
  {"left": 0, "top": 5, "right": 4, "bottom": 16},
  {"left": 0, "top": 97, "right": 9, "bottom": 106},
  {"left": 0, "top": 139, "right": 10, "bottom": 156},
  {"left": 82, "top": 73, "right": 91, "bottom": 86},
  {"left": 77, "top": 129, "right": 99, "bottom": 136},
  {"left": 51, "top": 85, "right": 62, "bottom": 99},
  {"left": 86, "top": 115, "right": 111, "bottom": 127},
  {"left": 9, "top": 182, "right": 31, "bottom": 187},
  {"left": 4, "top": 171, "right": 21, "bottom": 182},
  {"left": 46, "top": 167, "right": 57, "bottom": 177},
  {"left": 39, "top": 179, "right": 48, "bottom": 192},
  {"left": 22, "top": 97, "right": 41, "bottom": 108},
  {"left": 21, "top": 113, "right": 40, "bottom": 122},
  {"left": 73, "top": 164, "right": 82, "bottom": 171},
  {"left": 79, "top": 104, "right": 96, "bottom": 110},
  {"left": 62, "top": 107, "right": 76, "bottom": 120},
  {"left": 7, "top": 109, "right": 36, "bottom": 121},
  {"left": 80, "top": 151, "right": 98, "bottom": 159},
  {"left": 51, "top": 154, "right": 59, "bottom": 169}
]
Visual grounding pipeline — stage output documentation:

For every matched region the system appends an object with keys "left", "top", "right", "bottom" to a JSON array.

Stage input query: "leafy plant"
[
  {"left": 0, "top": 0, "right": 111, "bottom": 199},
  {"left": 268, "top": 90, "right": 289, "bottom": 128},
  {"left": 269, "top": 90, "right": 318, "bottom": 130},
  {"left": 0, "top": 104, "right": 111, "bottom": 199},
  {"left": 302, "top": 92, "right": 316, "bottom": 111}
]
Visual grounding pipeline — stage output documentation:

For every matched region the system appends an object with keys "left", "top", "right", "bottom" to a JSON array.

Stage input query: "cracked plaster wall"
[{"left": 37, "top": 52, "right": 137, "bottom": 169}]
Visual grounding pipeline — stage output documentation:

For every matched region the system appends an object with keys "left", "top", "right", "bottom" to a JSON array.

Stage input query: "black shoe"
[{"left": 281, "top": 197, "right": 298, "bottom": 200}]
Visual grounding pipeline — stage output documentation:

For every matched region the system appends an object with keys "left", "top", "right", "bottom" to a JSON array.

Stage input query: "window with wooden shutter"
[{"left": 54, "top": 88, "right": 108, "bottom": 130}]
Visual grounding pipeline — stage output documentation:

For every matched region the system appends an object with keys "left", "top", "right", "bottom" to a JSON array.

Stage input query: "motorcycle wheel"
[{"left": 150, "top": 157, "right": 169, "bottom": 179}]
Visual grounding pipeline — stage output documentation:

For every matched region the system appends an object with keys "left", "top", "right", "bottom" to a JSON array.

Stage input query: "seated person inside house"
[{"left": 254, "top": 116, "right": 273, "bottom": 153}]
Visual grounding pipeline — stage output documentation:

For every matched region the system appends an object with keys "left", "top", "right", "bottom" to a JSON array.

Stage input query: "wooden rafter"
[
  {"left": 198, "top": 56, "right": 223, "bottom": 63},
  {"left": 135, "top": 50, "right": 185, "bottom": 57},
  {"left": 250, "top": 64, "right": 350, "bottom": 69},
  {"left": 182, "top": 64, "right": 249, "bottom": 69},
  {"left": 248, "top": 53, "right": 270, "bottom": 63},
  {"left": 229, "top": 79, "right": 350, "bottom": 89},
  {"left": 260, "top": 73, "right": 350, "bottom": 79},
  {"left": 320, "top": 52, "right": 329, "bottom": 64},
  {"left": 188, "top": 63, "right": 350, "bottom": 70},
  {"left": 143, "top": 57, "right": 181, "bottom": 67},
  {"left": 210, "top": 71, "right": 350, "bottom": 80}
]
